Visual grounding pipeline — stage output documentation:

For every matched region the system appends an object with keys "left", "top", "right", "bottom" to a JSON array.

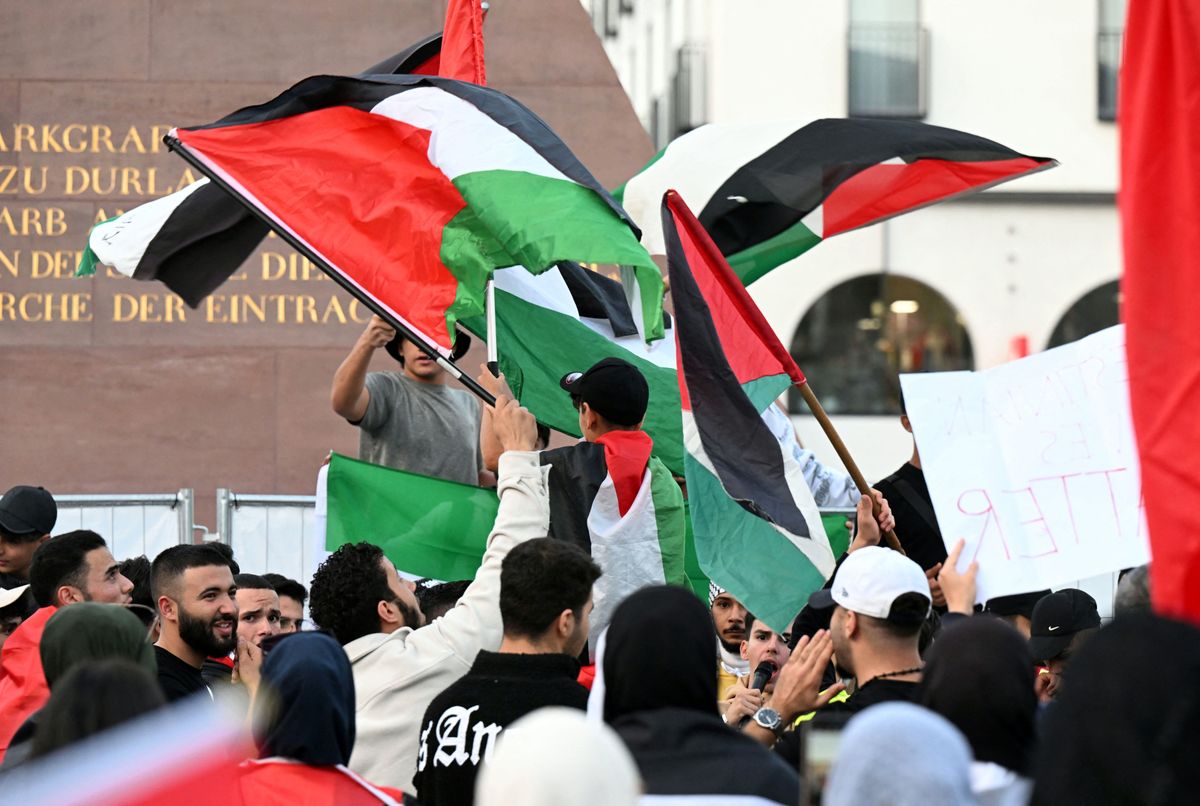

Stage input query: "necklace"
[
  {"left": 844, "top": 666, "right": 923, "bottom": 696},
  {"left": 870, "top": 665, "right": 924, "bottom": 682}
]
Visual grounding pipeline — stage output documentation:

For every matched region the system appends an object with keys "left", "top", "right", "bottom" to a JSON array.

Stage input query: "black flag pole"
[{"left": 163, "top": 134, "right": 498, "bottom": 407}]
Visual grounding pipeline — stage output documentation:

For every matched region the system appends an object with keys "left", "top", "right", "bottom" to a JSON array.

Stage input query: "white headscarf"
[
  {"left": 824, "top": 703, "right": 977, "bottom": 806},
  {"left": 475, "top": 707, "right": 641, "bottom": 806}
]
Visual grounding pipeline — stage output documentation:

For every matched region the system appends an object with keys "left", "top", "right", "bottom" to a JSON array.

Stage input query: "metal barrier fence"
[
  {"left": 215, "top": 489, "right": 317, "bottom": 582},
  {"left": 51, "top": 490, "right": 198, "bottom": 560}
]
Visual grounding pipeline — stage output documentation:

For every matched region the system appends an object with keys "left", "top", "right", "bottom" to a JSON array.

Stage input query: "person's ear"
[
  {"left": 579, "top": 403, "right": 597, "bottom": 433},
  {"left": 900, "top": 414, "right": 912, "bottom": 434},
  {"left": 740, "top": 639, "right": 750, "bottom": 661},
  {"left": 157, "top": 595, "right": 176, "bottom": 622},
  {"left": 56, "top": 585, "right": 83, "bottom": 607},
  {"left": 845, "top": 610, "right": 859, "bottom": 639},
  {"left": 556, "top": 608, "right": 575, "bottom": 640},
  {"left": 378, "top": 598, "right": 401, "bottom": 628}
]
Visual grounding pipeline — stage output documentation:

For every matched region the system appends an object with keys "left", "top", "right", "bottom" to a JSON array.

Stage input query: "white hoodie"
[{"left": 344, "top": 451, "right": 550, "bottom": 793}]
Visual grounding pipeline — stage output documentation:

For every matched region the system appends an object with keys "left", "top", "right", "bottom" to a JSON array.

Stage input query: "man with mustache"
[{"left": 151, "top": 544, "right": 238, "bottom": 703}]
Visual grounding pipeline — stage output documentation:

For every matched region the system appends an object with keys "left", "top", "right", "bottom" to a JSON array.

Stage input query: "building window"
[
  {"left": 788, "top": 274, "right": 974, "bottom": 415},
  {"left": 1047, "top": 280, "right": 1120, "bottom": 349},
  {"left": 848, "top": 0, "right": 928, "bottom": 119},
  {"left": 1098, "top": 0, "right": 1125, "bottom": 121}
]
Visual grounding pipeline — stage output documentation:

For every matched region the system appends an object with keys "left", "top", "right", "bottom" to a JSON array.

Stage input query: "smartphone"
[{"left": 800, "top": 714, "right": 851, "bottom": 805}]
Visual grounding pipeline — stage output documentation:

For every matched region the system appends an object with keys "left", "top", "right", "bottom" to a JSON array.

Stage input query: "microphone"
[{"left": 736, "top": 660, "right": 778, "bottom": 728}]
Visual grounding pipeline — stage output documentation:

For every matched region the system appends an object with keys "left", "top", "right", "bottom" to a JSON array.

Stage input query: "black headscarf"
[
  {"left": 602, "top": 585, "right": 716, "bottom": 723},
  {"left": 1031, "top": 613, "right": 1200, "bottom": 806},
  {"left": 917, "top": 616, "right": 1036, "bottom": 775},
  {"left": 254, "top": 631, "right": 356, "bottom": 766}
]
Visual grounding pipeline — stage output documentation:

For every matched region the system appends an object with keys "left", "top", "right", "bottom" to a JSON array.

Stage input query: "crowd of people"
[{"left": 0, "top": 316, "right": 1196, "bottom": 805}]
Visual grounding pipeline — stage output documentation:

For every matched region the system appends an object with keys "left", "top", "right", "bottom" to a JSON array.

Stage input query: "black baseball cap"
[
  {"left": 560, "top": 357, "right": 649, "bottom": 427},
  {"left": 0, "top": 486, "right": 57, "bottom": 537},
  {"left": 385, "top": 328, "right": 472, "bottom": 366},
  {"left": 985, "top": 589, "right": 1052, "bottom": 620},
  {"left": 1029, "top": 588, "right": 1101, "bottom": 661}
]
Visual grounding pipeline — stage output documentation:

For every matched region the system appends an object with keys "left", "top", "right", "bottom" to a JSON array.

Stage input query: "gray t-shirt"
[{"left": 357, "top": 371, "right": 483, "bottom": 485}]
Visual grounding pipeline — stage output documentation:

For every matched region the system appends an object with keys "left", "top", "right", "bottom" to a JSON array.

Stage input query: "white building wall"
[{"left": 587, "top": 0, "right": 1122, "bottom": 481}]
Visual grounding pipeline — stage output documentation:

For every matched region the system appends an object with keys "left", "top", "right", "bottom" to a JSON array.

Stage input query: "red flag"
[
  {"left": 439, "top": 0, "right": 486, "bottom": 85},
  {"left": 1120, "top": 0, "right": 1200, "bottom": 624}
]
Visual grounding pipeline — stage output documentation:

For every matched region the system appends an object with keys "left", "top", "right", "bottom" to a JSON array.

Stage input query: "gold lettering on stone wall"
[{"left": 0, "top": 120, "right": 367, "bottom": 331}]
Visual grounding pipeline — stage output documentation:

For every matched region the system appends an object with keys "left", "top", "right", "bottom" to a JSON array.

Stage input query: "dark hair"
[
  {"left": 0, "top": 526, "right": 43, "bottom": 545},
  {"left": 234, "top": 573, "right": 273, "bottom": 591},
  {"left": 417, "top": 579, "right": 472, "bottom": 622},
  {"left": 150, "top": 544, "right": 235, "bottom": 601},
  {"left": 119, "top": 556, "right": 153, "bottom": 608},
  {"left": 29, "top": 530, "right": 107, "bottom": 607},
  {"left": 499, "top": 539, "right": 601, "bottom": 639},
  {"left": 207, "top": 542, "right": 240, "bottom": 575},
  {"left": 309, "top": 543, "right": 394, "bottom": 645},
  {"left": 31, "top": 658, "right": 165, "bottom": 759},
  {"left": 535, "top": 422, "right": 551, "bottom": 450},
  {"left": 262, "top": 572, "right": 308, "bottom": 606},
  {"left": 863, "top": 592, "right": 930, "bottom": 641}
]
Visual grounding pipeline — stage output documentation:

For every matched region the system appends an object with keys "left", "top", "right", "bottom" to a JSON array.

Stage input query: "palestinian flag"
[
  {"left": 325, "top": 453, "right": 497, "bottom": 582},
  {"left": 76, "top": 39, "right": 449, "bottom": 300},
  {"left": 664, "top": 189, "right": 835, "bottom": 632},
  {"left": 621, "top": 119, "right": 1057, "bottom": 284},
  {"left": 541, "top": 430, "right": 686, "bottom": 644},
  {"left": 461, "top": 262, "right": 683, "bottom": 473},
  {"left": 160, "top": 74, "right": 661, "bottom": 352}
]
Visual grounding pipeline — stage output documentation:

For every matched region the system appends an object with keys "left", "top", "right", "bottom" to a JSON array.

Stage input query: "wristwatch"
[{"left": 751, "top": 706, "right": 785, "bottom": 737}]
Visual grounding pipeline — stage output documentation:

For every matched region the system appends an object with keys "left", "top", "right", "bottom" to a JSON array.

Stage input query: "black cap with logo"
[
  {"left": 0, "top": 486, "right": 58, "bottom": 537},
  {"left": 560, "top": 357, "right": 649, "bottom": 427},
  {"left": 1029, "top": 588, "right": 1101, "bottom": 661}
]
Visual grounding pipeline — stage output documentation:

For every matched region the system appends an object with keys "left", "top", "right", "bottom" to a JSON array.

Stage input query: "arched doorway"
[
  {"left": 788, "top": 274, "right": 974, "bottom": 415},
  {"left": 1046, "top": 280, "right": 1120, "bottom": 349}
]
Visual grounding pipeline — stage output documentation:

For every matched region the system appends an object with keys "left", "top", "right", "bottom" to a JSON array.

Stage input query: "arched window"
[
  {"left": 1046, "top": 280, "right": 1120, "bottom": 349},
  {"left": 788, "top": 274, "right": 974, "bottom": 415}
]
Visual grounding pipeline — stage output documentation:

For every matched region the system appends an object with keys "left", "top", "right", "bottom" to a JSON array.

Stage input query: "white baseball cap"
[
  {"left": 808, "top": 546, "right": 931, "bottom": 622},
  {"left": 0, "top": 583, "right": 30, "bottom": 610}
]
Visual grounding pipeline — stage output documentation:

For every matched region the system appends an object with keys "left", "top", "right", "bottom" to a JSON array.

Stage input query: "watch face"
[{"left": 755, "top": 707, "right": 782, "bottom": 729}]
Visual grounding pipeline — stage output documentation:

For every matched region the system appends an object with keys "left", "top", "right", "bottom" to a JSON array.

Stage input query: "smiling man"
[
  {"left": 150, "top": 544, "right": 238, "bottom": 703},
  {"left": 202, "top": 573, "right": 281, "bottom": 687},
  {"left": 0, "top": 530, "right": 133, "bottom": 759},
  {"left": 331, "top": 315, "right": 489, "bottom": 486}
]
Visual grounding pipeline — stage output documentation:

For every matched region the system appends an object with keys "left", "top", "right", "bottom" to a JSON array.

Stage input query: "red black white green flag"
[
  {"left": 76, "top": 40, "right": 450, "bottom": 303},
  {"left": 164, "top": 74, "right": 662, "bottom": 353},
  {"left": 663, "top": 190, "right": 835, "bottom": 632},
  {"left": 623, "top": 119, "right": 1057, "bottom": 284}
]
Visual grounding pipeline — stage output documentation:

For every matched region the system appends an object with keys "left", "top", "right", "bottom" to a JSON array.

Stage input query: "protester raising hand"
[
  {"left": 490, "top": 394, "right": 538, "bottom": 454},
  {"left": 478, "top": 365, "right": 518, "bottom": 471},
  {"left": 937, "top": 539, "right": 979, "bottom": 615},
  {"left": 743, "top": 629, "right": 845, "bottom": 748}
]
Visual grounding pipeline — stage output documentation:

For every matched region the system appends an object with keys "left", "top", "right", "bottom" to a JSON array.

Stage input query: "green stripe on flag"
[
  {"left": 727, "top": 218, "right": 821, "bottom": 285},
  {"left": 325, "top": 453, "right": 498, "bottom": 581},
  {"left": 648, "top": 456, "right": 687, "bottom": 587},
  {"left": 685, "top": 451, "right": 829, "bottom": 632},
  {"left": 75, "top": 215, "right": 119, "bottom": 277},
  {"left": 462, "top": 288, "right": 684, "bottom": 474},
  {"left": 447, "top": 170, "right": 665, "bottom": 340}
]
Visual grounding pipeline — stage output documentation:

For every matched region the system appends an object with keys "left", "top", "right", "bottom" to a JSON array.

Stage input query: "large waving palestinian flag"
[
  {"left": 623, "top": 119, "right": 1057, "bottom": 284},
  {"left": 541, "top": 430, "right": 686, "bottom": 646},
  {"left": 461, "top": 262, "right": 684, "bottom": 473},
  {"left": 93, "top": 74, "right": 664, "bottom": 353},
  {"left": 664, "top": 190, "right": 835, "bottom": 632},
  {"left": 76, "top": 40, "right": 448, "bottom": 303}
]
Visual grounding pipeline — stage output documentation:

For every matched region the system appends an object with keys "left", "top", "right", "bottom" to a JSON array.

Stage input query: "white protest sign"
[{"left": 900, "top": 325, "right": 1150, "bottom": 603}]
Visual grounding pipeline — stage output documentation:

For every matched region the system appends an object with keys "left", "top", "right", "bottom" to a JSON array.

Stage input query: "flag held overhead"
[{"left": 166, "top": 73, "right": 663, "bottom": 355}]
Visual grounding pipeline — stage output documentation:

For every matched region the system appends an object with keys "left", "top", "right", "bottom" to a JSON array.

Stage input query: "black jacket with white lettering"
[{"left": 413, "top": 649, "right": 588, "bottom": 806}]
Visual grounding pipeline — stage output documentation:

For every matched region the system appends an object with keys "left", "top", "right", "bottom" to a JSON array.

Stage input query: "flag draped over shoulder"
[
  {"left": 163, "top": 74, "right": 662, "bottom": 353},
  {"left": 325, "top": 453, "right": 497, "bottom": 582},
  {"left": 461, "top": 262, "right": 683, "bottom": 473},
  {"left": 1120, "top": 0, "right": 1200, "bottom": 624},
  {"left": 76, "top": 40, "right": 449, "bottom": 298},
  {"left": 541, "top": 430, "right": 686, "bottom": 643},
  {"left": 664, "top": 190, "right": 835, "bottom": 632},
  {"left": 622, "top": 119, "right": 1057, "bottom": 284}
]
